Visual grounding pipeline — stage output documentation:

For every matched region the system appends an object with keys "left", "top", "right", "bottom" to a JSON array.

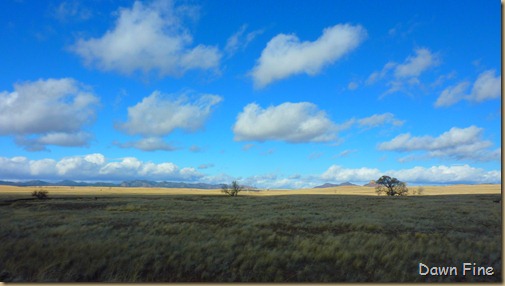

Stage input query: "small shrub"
[
  {"left": 416, "top": 186, "right": 425, "bottom": 195},
  {"left": 31, "top": 190, "right": 49, "bottom": 199}
]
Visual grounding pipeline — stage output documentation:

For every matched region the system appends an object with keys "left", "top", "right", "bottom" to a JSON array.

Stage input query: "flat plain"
[{"left": 0, "top": 184, "right": 501, "bottom": 282}]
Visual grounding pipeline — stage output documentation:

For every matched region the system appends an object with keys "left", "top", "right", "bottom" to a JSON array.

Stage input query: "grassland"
[{"left": 0, "top": 185, "right": 501, "bottom": 282}]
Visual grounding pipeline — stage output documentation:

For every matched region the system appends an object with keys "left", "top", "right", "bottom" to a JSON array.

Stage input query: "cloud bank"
[
  {"left": 0, "top": 154, "right": 499, "bottom": 187},
  {"left": 0, "top": 154, "right": 202, "bottom": 182},
  {"left": 321, "top": 164, "right": 500, "bottom": 185}
]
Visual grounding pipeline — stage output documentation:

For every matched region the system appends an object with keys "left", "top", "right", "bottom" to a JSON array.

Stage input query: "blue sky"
[{"left": 0, "top": 0, "right": 501, "bottom": 188}]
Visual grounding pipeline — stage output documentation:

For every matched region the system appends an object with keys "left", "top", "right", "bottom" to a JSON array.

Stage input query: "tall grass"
[{"left": 0, "top": 194, "right": 501, "bottom": 282}]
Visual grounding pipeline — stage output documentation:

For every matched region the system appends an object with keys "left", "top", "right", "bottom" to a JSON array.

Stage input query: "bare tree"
[{"left": 221, "top": 181, "right": 243, "bottom": 197}]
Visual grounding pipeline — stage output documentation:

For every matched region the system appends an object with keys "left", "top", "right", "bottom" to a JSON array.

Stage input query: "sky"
[{"left": 0, "top": 0, "right": 501, "bottom": 188}]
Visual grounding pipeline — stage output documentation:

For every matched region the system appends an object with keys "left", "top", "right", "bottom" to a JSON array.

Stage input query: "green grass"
[{"left": 0, "top": 193, "right": 501, "bottom": 282}]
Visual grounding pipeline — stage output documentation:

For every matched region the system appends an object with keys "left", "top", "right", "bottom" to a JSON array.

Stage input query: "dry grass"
[{"left": 0, "top": 184, "right": 501, "bottom": 282}]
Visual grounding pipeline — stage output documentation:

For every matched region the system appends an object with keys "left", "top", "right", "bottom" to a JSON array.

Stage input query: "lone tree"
[
  {"left": 221, "top": 181, "right": 243, "bottom": 197},
  {"left": 375, "top": 175, "right": 408, "bottom": 196}
]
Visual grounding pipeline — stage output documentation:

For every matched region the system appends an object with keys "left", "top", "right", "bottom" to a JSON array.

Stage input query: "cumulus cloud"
[
  {"left": 113, "top": 137, "right": 176, "bottom": 152},
  {"left": 321, "top": 164, "right": 500, "bottom": 185},
  {"left": 116, "top": 91, "right": 222, "bottom": 137},
  {"left": 233, "top": 106, "right": 404, "bottom": 144},
  {"left": 71, "top": 0, "right": 220, "bottom": 76},
  {"left": 435, "top": 70, "right": 501, "bottom": 107},
  {"left": 251, "top": 24, "right": 366, "bottom": 88},
  {"left": 233, "top": 102, "right": 338, "bottom": 143},
  {"left": 0, "top": 78, "right": 99, "bottom": 151},
  {"left": 0, "top": 153, "right": 203, "bottom": 181},
  {"left": 378, "top": 125, "right": 500, "bottom": 161}
]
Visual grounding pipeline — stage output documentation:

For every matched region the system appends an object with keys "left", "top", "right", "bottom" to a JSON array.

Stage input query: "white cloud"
[
  {"left": 434, "top": 81, "right": 470, "bottom": 107},
  {"left": 116, "top": 91, "right": 222, "bottom": 137},
  {"left": 56, "top": 153, "right": 106, "bottom": 177},
  {"left": 114, "top": 137, "right": 176, "bottom": 152},
  {"left": 30, "top": 159, "right": 58, "bottom": 176},
  {"left": 470, "top": 69, "right": 501, "bottom": 102},
  {"left": 232, "top": 107, "right": 404, "bottom": 144},
  {"left": 378, "top": 125, "right": 500, "bottom": 161},
  {"left": 366, "top": 62, "right": 395, "bottom": 85},
  {"left": 358, "top": 113, "right": 404, "bottom": 128},
  {"left": 240, "top": 173, "right": 315, "bottom": 189},
  {"left": 388, "top": 165, "right": 500, "bottom": 184},
  {"left": 435, "top": 70, "right": 501, "bottom": 107},
  {"left": 251, "top": 24, "right": 366, "bottom": 88},
  {"left": 233, "top": 102, "right": 338, "bottom": 143},
  {"left": 321, "top": 165, "right": 382, "bottom": 182},
  {"left": 0, "top": 153, "right": 203, "bottom": 182},
  {"left": 367, "top": 48, "right": 439, "bottom": 94},
  {"left": 225, "top": 24, "right": 263, "bottom": 56},
  {"left": 0, "top": 78, "right": 99, "bottom": 151},
  {"left": 0, "top": 156, "right": 31, "bottom": 179},
  {"left": 394, "top": 48, "right": 439, "bottom": 78},
  {"left": 15, "top": 132, "right": 93, "bottom": 152},
  {"left": 71, "top": 0, "right": 220, "bottom": 76}
]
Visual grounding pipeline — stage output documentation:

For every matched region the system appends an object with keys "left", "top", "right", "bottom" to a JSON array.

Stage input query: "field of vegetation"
[{"left": 0, "top": 185, "right": 501, "bottom": 282}]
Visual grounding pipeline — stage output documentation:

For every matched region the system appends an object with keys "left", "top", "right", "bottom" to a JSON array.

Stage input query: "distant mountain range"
[
  {"left": 0, "top": 179, "right": 224, "bottom": 189},
  {"left": 314, "top": 181, "right": 380, "bottom": 188},
  {"left": 313, "top": 182, "right": 358, "bottom": 188}
]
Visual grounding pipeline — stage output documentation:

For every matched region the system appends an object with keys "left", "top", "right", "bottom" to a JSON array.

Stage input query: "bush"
[
  {"left": 31, "top": 190, "right": 49, "bottom": 199},
  {"left": 415, "top": 186, "right": 425, "bottom": 195},
  {"left": 375, "top": 176, "right": 408, "bottom": 196},
  {"left": 221, "top": 181, "right": 243, "bottom": 197}
]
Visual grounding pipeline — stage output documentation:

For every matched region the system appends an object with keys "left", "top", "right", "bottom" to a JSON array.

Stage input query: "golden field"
[{"left": 0, "top": 183, "right": 500, "bottom": 197}]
